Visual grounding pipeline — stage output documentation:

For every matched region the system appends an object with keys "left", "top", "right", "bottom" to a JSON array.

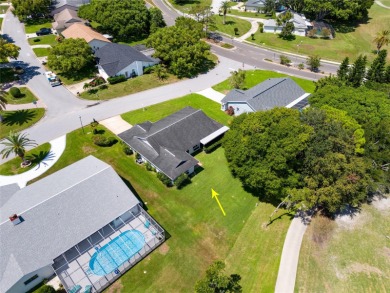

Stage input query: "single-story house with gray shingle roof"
[
  {"left": 221, "top": 78, "right": 310, "bottom": 116},
  {"left": 0, "top": 156, "right": 164, "bottom": 293},
  {"left": 264, "top": 10, "right": 312, "bottom": 36},
  {"left": 52, "top": 8, "right": 84, "bottom": 33},
  {"left": 94, "top": 43, "right": 159, "bottom": 79},
  {"left": 118, "top": 107, "right": 229, "bottom": 181},
  {"left": 245, "top": 0, "right": 266, "bottom": 12}
]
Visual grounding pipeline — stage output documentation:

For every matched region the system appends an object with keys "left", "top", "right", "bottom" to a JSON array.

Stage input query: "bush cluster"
[
  {"left": 145, "top": 161, "right": 155, "bottom": 172},
  {"left": 157, "top": 172, "right": 172, "bottom": 187},
  {"left": 107, "top": 75, "right": 126, "bottom": 84},
  {"left": 280, "top": 55, "right": 291, "bottom": 66},
  {"left": 93, "top": 135, "right": 117, "bottom": 147},
  {"left": 123, "top": 145, "right": 133, "bottom": 155},
  {"left": 174, "top": 173, "right": 191, "bottom": 189},
  {"left": 204, "top": 140, "right": 222, "bottom": 154},
  {"left": 9, "top": 87, "right": 22, "bottom": 98}
]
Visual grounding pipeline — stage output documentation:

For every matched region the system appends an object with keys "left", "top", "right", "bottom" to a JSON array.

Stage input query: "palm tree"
[
  {"left": 0, "top": 90, "right": 7, "bottom": 111},
  {"left": 220, "top": 1, "right": 230, "bottom": 25},
  {"left": 0, "top": 132, "right": 37, "bottom": 167},
  {"left": 373, "top": 30, "right": 390, "bottom": 53}
]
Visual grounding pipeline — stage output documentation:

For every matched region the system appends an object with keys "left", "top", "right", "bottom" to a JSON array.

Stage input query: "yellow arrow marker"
[{"left": 211, "top": 189, "right": 226, "bottom": 216}]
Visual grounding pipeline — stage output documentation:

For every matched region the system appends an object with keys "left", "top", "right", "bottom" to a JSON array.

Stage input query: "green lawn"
[
  {"left": 24, "top": 20, "right": 52, "bottom": 34},
  {"left": 0, "top": 18, "right": 3, "bottom": 28},
  {"left": 169, "top": 0, "right": 212, "bottom": 14},
  {"left": 80, "top": 73, "right": 179, "bottom": 100},
  {"left": 212, "top": 69, "right": 315, "bottom": 94},
  {"left": 30, "top": 121, "right": 291, "bottom": 292},
  {"left": 247, "top": 5, "right": 390, "bottom": 63},
  {"left": 5, "top": 87, "right": 37, "bottom": 104},
  {"left": 0, "top": 5, "right": 8, "bottom": 13},
  {"left": 33, "top": 47, "right": 50, "bottom": 57},
  {"left": 0, "top": 108, "right": 45, "bottom": 139},
  {"left": 214, "top": 15, "right": 251, "bottom": 37},
  {"left": 28, "top": 35, "right": 57, "bottom": 46},
  {"left": 228, "top": 10, "right": 271, "bottom": 18},
  {"left": 0, "top": 143, "right": 51, "bottom": 175},
  {"left": 121, "top": 93, "right": 232, "bottom": 126},
  {"left": 295, "top": 203, "right": 390, "bottom": 292}
]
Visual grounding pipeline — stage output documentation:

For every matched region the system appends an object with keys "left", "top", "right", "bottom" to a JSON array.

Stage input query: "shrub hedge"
[{"left": 107, "top": 75, "right": 126, "bottom": 84}]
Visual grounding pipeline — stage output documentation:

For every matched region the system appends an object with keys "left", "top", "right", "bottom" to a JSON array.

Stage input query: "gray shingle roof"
[
  {"left": 222, "top": 78, "right": 307, "bottom": 111},
  {"left": 53, "top": 0, "right": 90, "bottom": 8},
  {"left": 94, "top": 43, "right": 157, "bottom": 77},
  {"left": 0, "top": 156, "right": 139, "bottom": 293},
  {"left": 118, "top": 107, "right": 225, "bottom": 180},
  {"left": 245, "top": 0, "right": 266, "bottom": 8}
]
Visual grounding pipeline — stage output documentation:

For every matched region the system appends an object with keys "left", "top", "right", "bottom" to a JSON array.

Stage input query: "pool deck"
[{"left": 52, "top": 206, "right": 164, "bottom": 293}]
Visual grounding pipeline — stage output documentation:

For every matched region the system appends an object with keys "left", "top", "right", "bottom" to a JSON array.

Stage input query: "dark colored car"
[{"left": 36, "top": 28, "right": 52, "bottom": 36}]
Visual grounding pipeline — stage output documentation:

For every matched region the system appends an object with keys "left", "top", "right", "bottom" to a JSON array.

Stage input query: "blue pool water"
[{"left": 89, "top": 230, "right": 145, "bottom": 276}]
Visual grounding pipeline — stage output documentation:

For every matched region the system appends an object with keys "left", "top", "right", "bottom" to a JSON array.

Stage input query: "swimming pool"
[{"left": 89, "top": 230, "right": 145, "bottom": 276}]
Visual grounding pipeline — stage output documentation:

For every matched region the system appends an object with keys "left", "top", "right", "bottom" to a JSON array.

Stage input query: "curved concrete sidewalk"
[
  {"left": 375, "top": 0, "right": 390, "bottom": 9},
  {"left": 0, "top": 135, "right": 66, "bottom": 188},
  {"left": 274, "top": 213, "right": 311, "bottom": 293},
  {"left": 236, "top": 20, "right": 259, "bottom": 42}
]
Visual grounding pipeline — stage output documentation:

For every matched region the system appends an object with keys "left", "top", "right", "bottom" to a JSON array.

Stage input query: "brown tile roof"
[{"left": 62, "top": 23, "right": 110, "bottom": 44}]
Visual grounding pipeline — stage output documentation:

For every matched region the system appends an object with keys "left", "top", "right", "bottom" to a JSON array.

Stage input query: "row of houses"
[{"left": 50, "top": 3, "right": 159, "bottom": 79}]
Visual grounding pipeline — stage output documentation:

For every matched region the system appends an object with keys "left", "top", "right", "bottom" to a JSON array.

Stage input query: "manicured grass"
[
  {"left": 295, "top": 203, "right": 390, "bottom": 292},
  {"left": 0, "top": 108, "right": 45, "bottom": 139},
  {"left": 28, "top": 35, "right": 57, "bottom": 46},
  {"left": 0, "top": 5, "right": 9, "bottom": 13},
  {"left": 33, "top": 47, "right": 50, "bottom": 57},
  {"left": 5, "top": 87, "right": 37, "bottom": 104},
  {"left": 80, "top": 73, "right": 179, "bottom": 100},
  {"left": 24, "top": 20, "right": 52, "bottom": 34},
  {"left": 0, "top": 143, "right": 51, "bottom": 175},
  {"left": 212, "top": 69, "right": 316, "bottom": 94},
  {"left": 0, "top": 18, "right": 3, "bottom": 28},
  {"left": 121, "top": 93, "right": 232, "bottom": 126},
  {"left": 169, "top": 0, "right": 212, "bottom": 13},
  {"left": 30, "top": 124, "right": 291, "bottom": 292},
  {"left": 214, "top": 15, "right": 251, "bottom": 37},
  {"left": 228, "top": 10, "right": 271, "bottom": 18},
  {"left": 247, "top": 5, "right": 390, "bottom": 62}
]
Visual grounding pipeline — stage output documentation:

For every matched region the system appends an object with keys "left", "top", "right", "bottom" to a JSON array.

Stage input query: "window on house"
[
  {"left": 193, "top": 144, "right": 200, "bottom": 151},
  {"left": 24, "top": 274, "right": 38, "bottom": 286}
]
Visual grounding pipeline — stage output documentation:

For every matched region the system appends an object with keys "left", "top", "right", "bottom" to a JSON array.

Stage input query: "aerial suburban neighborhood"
[{"left": 0, "top": 0, "right": 389, "bottom": 292}]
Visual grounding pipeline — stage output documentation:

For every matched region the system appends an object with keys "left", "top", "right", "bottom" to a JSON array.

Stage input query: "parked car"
[{"left": 36, "top": 28, "right": 52, "bottom": 36}]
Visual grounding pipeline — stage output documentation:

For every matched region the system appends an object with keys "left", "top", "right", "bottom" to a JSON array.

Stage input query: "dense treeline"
[
  {"left": 11, "top": 0, "right": 51, "bottom": 19},
  {"left": 78, "top": 0, "right": 165, "bottom": 42},
  {"left": 223, "top": 51, "right": 390, "bottom": 214}
]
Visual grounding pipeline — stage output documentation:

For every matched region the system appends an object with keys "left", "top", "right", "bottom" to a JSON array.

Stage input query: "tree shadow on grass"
[
  {"left": 225, "top": 20, "right": 236, "bottom": 25},
  {"left": 59, "top": 65, "right": 97, "bottom": 83},
  {"left": 2, "top": 109, "right": 37, "bottom": 126}
]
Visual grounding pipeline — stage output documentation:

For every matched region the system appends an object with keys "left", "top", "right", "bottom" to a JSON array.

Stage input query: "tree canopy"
[
  {"left": 223, "top": 108, "right": 313, "bottom": 202},
  {"left": 0, "top": 37, "right": 20, "bottom": 61},
  {"left": 47, "top": 38, "right": 94, "bottom": 73},
  {"left": 146, "top": 17, "right": 211, "bottom": 78},
  {"left": 11, "top": 0, "right": 50, "bottom": 19},
  {"left": 195, "top": 261, "right": 242, "bottom": 293},
  {"left": 78, "top": 0, "right": 164, "bottom": 41}
]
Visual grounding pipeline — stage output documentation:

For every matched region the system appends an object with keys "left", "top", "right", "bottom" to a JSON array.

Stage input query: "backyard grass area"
[
  {"left": 24, "top": 20, "right": 52, "bottom": 34},
  {"left": 0, "top": 143, "right": 51, "bottom": 175},
  {"left": 121, "top": 93, "right": 232, "bottom": 126},
  {"left": 0, "top": 108, "right": 45, "bottom": 139},
  {"left": 80, "top": 73, "right": 179, "bottom": 100},
  {"left": 4, "top": 87, "right": 37, "bottom": 104},
  {"left": 33, "top": 47, "right": 50, "bottom": 57},
  {"left": 168, "top": 0, "right": 212, "bottom": 13},
  {"left": 214, "top": 15, "right": 251, "bottom": 37},
  {"left": 212, "top": 69, "right": 315, "bottom": 94},
  {"left": 247, "top": 4, "right": 390, "bottom": 63},
  {"left": 295, "top": 202, "right": 390, "bottom": 292},
  {"left": 28, "top": 35, "right": 57, "bottom": 46},
  {"left": 30, "top": 120, "right": 292, "bottom": 292}
]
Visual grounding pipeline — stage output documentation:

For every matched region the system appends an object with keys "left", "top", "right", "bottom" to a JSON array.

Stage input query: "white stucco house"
[
  {"left": 62, "top": 23, "right": 111, "bottom": 51},
  {"left": 221, "top": 78, "right": 310, "bottom": 116},
  {"left": 264, "top": 11, "right": 312, "bottom": 36},
  {"left": 94, "top": 43, "right": 159, "bottom": 79}
]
